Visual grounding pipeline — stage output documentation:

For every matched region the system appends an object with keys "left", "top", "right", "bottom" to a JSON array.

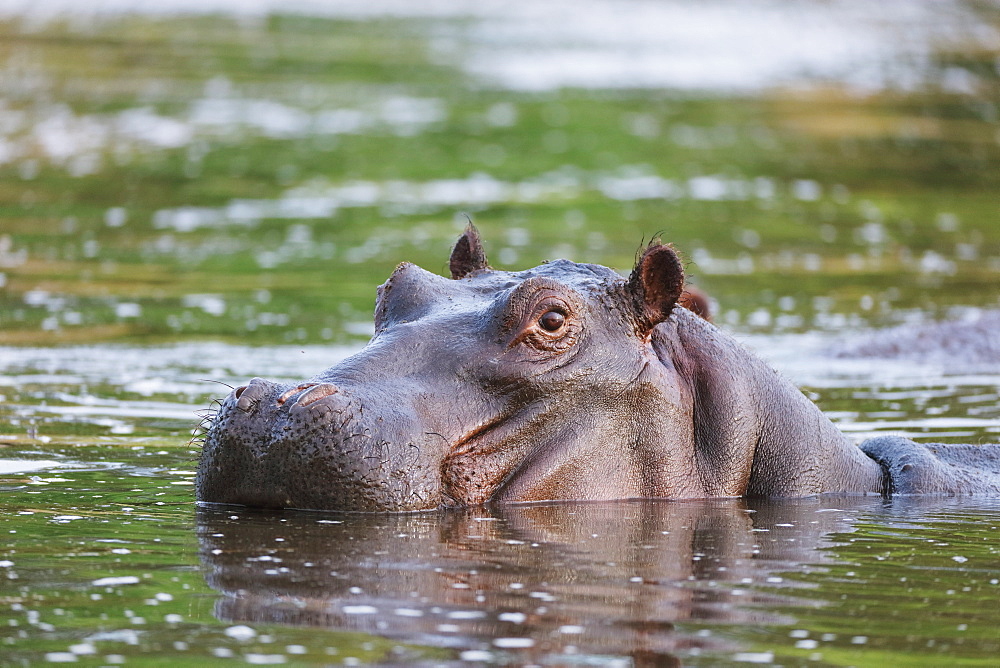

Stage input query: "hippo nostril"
[
  {"left": 277, "top": 383, "right": 317, "bottom": 405},
  {"left": 236, "top": 389, "right": 255, "bottom": 412},
  {"left": 295, "top": 383, "right": 339, "bottom": 407},
  {"left": 234, "top": 377, "right": 279, "bottom": 413}
]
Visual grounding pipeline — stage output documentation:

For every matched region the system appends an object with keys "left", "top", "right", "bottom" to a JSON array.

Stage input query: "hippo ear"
[
  {"left": 449, "top": 222, "right": 489, "bottom": 279},
  {"left": 626, "top": 242, "right": 685, "bottom": 332}
]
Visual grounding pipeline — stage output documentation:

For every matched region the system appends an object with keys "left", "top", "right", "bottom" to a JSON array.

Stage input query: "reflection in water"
[{"left": 197, "top": 498, "right": 880, "bottom": 665}]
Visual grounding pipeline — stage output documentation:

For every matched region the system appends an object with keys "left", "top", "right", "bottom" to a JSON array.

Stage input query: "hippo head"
[{"left": 196, "top": 226, "right": 708, "bottom": 511}]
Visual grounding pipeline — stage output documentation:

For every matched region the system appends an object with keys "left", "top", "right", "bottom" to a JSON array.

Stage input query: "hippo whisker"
[
  {"left": 195, "top": 401, "right": 223, "bottom": 417},
  {"left": 424, "top": 432, "right": 448, "bottom": 445},
  {"left": 190, "top": 402, "right": 221, "bottom": 443},
  {"left": 407, "top": 441, "right": 423, "bottom": 460},
  {"left": 199, "top": 379, "right": 235, "bottom": 390},
  {"left": 193, "top": 415, "right": 213, "bottom": 426}
]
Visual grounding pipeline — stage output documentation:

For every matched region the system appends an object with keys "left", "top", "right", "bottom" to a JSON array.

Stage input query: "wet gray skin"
[{"left": 196, "top": 226, "right": 1000, "bottom": 511}]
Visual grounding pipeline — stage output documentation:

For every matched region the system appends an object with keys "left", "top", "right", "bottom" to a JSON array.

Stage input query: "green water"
[
  {"left": 2, "top": 456, "right": 999, "bottom": 666},
  {"left": 1, "top": 5, "right": 998, "bottom": 346},
  {"left": 1, "top": 2, "right": 1000, "bottom": 665}
]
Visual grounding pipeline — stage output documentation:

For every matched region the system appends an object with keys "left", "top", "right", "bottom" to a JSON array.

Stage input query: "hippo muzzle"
[{"left": 198, "top": 377, "right": 441, "bottom": 511}]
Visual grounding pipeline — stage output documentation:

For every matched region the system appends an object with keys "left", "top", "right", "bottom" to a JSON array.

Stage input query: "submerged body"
[{"left": 196, "top": 227, "right": 1000, "bottom": 511}]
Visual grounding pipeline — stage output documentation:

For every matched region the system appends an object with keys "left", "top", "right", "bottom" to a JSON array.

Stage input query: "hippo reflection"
[
  {"left": 197, "top": 498, "right": 872, "bottom": 665},
  {"left": 197, "top": 226, "right": 1000, "bottom": 511}
]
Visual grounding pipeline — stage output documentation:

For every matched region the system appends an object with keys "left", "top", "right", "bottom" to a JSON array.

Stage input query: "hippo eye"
[{"left": 539, "top": 310, "right": 565, "bottom": 332}]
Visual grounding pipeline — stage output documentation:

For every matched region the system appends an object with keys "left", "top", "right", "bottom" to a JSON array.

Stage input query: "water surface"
[{"left": 3, "top": 460, "right": 999, "bottom": 666}]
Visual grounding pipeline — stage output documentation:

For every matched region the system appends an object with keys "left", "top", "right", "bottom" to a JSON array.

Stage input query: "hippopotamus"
[
  {"left": 832, "top": 309, "right": 1000, "bottom": 372},
  {"left": 196, "top": 226, "right": 1000, "bottom": 511}
]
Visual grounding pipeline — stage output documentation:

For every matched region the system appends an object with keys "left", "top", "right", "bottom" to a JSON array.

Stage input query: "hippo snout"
[{"left": 197, "top": 374, "right": 441, "bottom": 512}]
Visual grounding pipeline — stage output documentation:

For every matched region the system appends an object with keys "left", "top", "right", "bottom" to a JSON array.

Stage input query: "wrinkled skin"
[{"left": 196, "top": 227, "right": 1000, "bottom": 511}]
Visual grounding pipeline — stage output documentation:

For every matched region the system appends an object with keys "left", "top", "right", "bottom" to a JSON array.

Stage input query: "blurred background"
[{"left": 0, "top": 0, "right": 998, "bottom": 347}]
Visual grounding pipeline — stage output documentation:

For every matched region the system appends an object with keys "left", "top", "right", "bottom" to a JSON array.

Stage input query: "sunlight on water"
[
  {"left": 0, "top": 458, "right": 62, "bottom": 473},
  {"left": 0, "top": 92, "right": 447, "bottom": 176},
  {"left": 148, "top": 169, "right": 796, "bottom": 234}
]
